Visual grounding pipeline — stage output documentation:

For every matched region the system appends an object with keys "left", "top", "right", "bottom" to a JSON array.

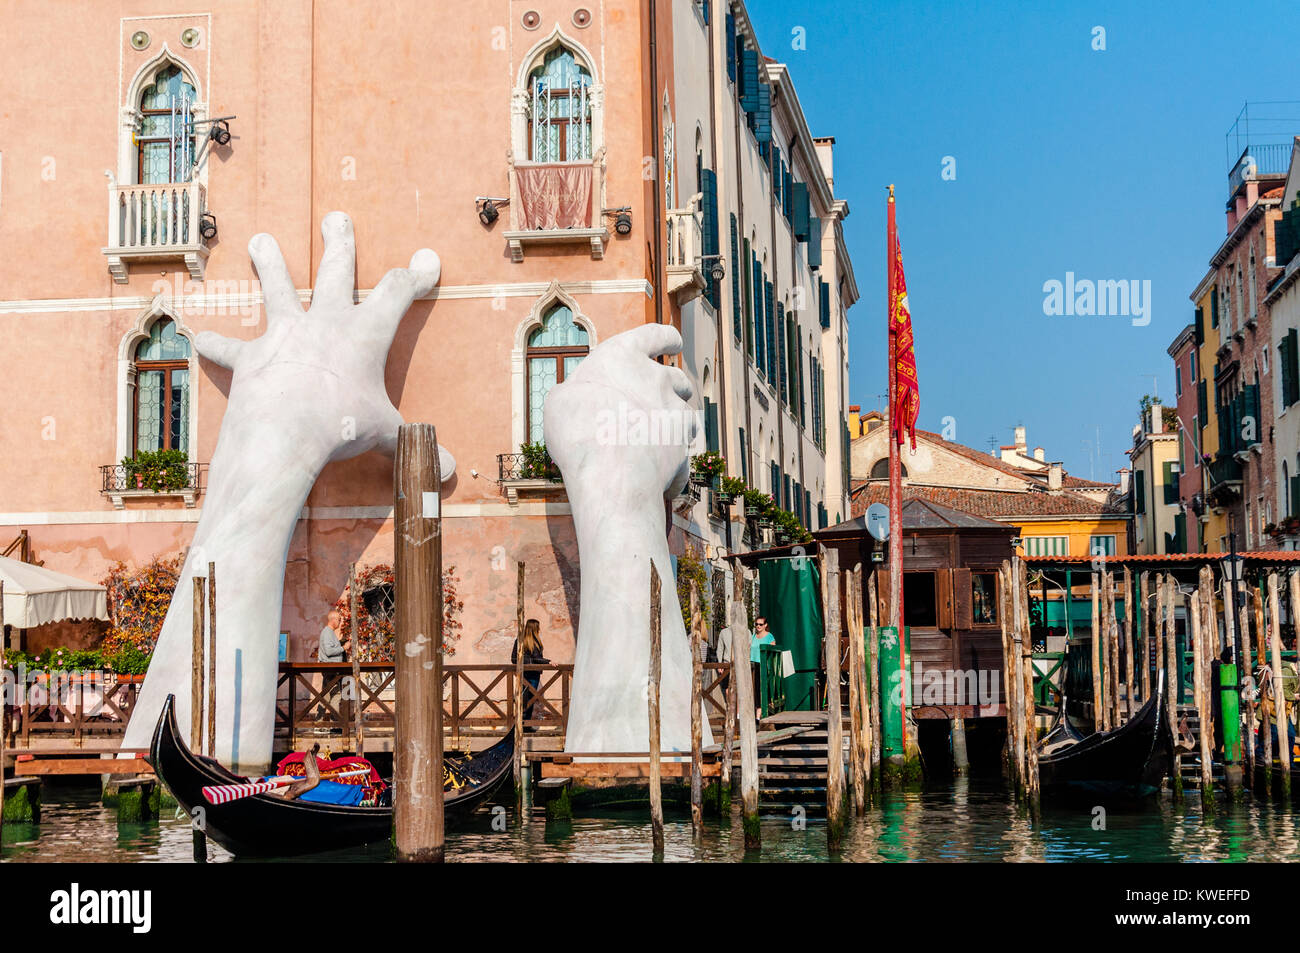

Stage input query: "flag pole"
[{"left": 887, "top": 184, "right": 906, "bottom": 757}]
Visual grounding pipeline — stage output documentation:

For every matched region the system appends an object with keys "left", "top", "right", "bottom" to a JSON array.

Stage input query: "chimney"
[
  {"left": 1149, "top": 402, "right": 1163, "bottom": 434},
  {"left": 1033, "top": 446, "right": 1045, "bottom": 462},
  {"left": 848, "top": 404, "right": 861, "bottom": 437},
  {"left": 813, "top": 136, "right": 836, "bottom": 191},
  {"left": 1118, "top": 468, "right": 1131, "bottom": 495},
  {"left": 1047, "top": 462, "right": 1063, "bottom": 491},
  {"left": 1014, "top": 426, "right": 1027, "bottom": 451}
]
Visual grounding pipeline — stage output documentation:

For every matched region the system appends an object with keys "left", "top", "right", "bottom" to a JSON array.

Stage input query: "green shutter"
[
  {"left": 1163, "top": 461, "right": 1179, "bottom": 504},
  {"left": 754, "top": 83, "right": 772, "bottom": 143},
  {"left": 777, "top": 302, "right": 788, "bottom": 404},
  {"left": 1135, "top": 470, "right": 1145, "bottom": 514},
  {"left": 743, "top": 238, "right": 754, "bottom": 357},
  {"left": 807, "top": 217, "right": 822, "bottom": 268},
  {"left": 765, "top": 280, "right": 776, "bottom": 381},
  {"left": 1197, "top": 378, "right": 1207, "bottom": 426},
  {"left": 819, "top": 279, "right": 831, "bottom": 328},
  {"left": 1210, "top": 287, "right": 1219, "bottom": 328},
  {"left": 792, "top": 182, "right": 810, "bottom": 240},
  {"left": 739, "top": 427, "right": 748, "bottom": 483},
  {"left": 1194, "top": 306, "right": 1204, "bottom": 346},
  {"left": 740, "top": 50, "right": 759, "bottom": 112},
  {"left": 1291, "top": 474, "right": 1300, "bottom": 517},
  {"left": 730, "top": 214, "right": 741, "bottom": 341},
  {"left": 704, "top": 398, "right": 719, "bottom": 454},
  {"left": 1287, "top": 329, "right": 1300, "bottom": 407},
  {"left": 700, "top": 168, "right": 719, "bottom": 308},
  {"left": 725, "top": 12, "right": 737, "bottom": 82}
]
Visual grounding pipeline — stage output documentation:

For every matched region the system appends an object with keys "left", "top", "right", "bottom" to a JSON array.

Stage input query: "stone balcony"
[{"left": 103, "top": 181, "right": 210, "bottom": 283}]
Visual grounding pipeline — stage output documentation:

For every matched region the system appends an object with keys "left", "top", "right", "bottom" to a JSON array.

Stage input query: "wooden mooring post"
[
  {"left": 1267, "top": 572, "right": 1289, "bottom": 799},
  {"left": 1163, "top": 574, "right": 1183, "bottom": 801},
  {"left": 207, "top": 562, "right": 217, "bottom": 758},
  {"left": 1017, "top": 557, "right": 1039, "bottom": 815},
  {"left": 1197, "top": 566, "right": 1216, "bottom": 807},
  {"left": 648, "top": 562, "right": 664, "bottom": 858},
  {"left": 1140, "top": 571, "right": 1152, "bottom": 703},
  {"left": 1, "top": 580, "right": 6, "bottom": 849},
  {"left": 867, "top": 568, "right": 882, "bottom": 787},
  {"left": 1090, "top": 571, "right": 1102, "bottom": 734},
  {"left": 846, "top": 564, "right": 869, "bottom": 807},
  {"left": 1123, "top": 567, "right": 1135, "bottom": 720},
  {"left": 732, "top": 564, "right": 760, "bottom": 849},
  {"left": 999, "top": 561, "right": 1020, "bottom": 796},
  {"left": 689, "top": 578, "right": 704, "bottom": 840},
  {"left": 514, "top": 561, "right": 525, "bottom": 808},
  {"left": 349, "top": 562, "right": 364, "bottom": 758},
  {"left": 823, "top": 547, "right": 846, "bottom": 849},
  {"left": 393, "top": 423, "right": 444, "bottom": 863},
  {"left": 191, "top": 573, "right": 207, "bottom": 860},
  {"left": 1240, "top": 578, "right": 1256, "bottom": 785},
  {"left": 1189, "top": 586, "right": 1213, "bottom": 810}
]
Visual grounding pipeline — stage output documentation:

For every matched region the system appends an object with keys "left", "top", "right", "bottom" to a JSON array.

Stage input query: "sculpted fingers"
[
  {"left": 366, "top": 249, "right": 441, "bottom": 341},
  {"left": 248, "top": 233, "right": 302, "bottom": 320},
  {"left": 312, "top": 212, "right": 358, "bottom": 308},
  {"left": 660, "top": 365, "right": 694, "bottom": 403},
  {"left": 616, "top": 323, "right": 683, "bottom": 360},
  {"left": 194, "top": 331, "right": 246, "bottom": 371}
]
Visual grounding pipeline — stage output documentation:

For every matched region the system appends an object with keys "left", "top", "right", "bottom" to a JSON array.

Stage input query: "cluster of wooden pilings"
[{"left": 1018, "top": 555, "right": 1300, "bottom": 808}]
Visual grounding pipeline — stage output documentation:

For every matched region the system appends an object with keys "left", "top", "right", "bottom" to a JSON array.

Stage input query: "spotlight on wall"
[
  {"left": 199, "top": 212, "right": 218, "bottom": 241},
  {"left": 476, "top": 196, "right": 509, "bottom": 227},
  {"left": 208, "top": 120, "right": 232, "bottom": 146},
  {"left": 604, "top": 206, "right": 633, "bottom": 236}
]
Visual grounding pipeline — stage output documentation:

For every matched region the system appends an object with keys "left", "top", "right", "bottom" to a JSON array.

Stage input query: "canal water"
[{"left": 5, "top": 779, "right": 1299, "bottom": 862}]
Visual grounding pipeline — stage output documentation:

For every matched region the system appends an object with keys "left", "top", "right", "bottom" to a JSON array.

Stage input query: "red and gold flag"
[{"left": 888, "top": 198, "right": 920, "bottom": 449}]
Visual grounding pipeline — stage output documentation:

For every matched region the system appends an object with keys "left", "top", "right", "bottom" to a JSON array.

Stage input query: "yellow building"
[{"left": 1126, "top": 402, "right": 1183, "bottom": 554}]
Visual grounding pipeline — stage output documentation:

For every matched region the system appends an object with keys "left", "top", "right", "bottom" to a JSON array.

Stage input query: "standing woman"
[{"left": 513, "top": 618, "right": 548, "bottom": 726}]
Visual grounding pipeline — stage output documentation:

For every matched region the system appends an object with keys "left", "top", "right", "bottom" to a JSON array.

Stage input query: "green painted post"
[
  {"left": 1065, "top": 569, "right": 1074, "bottom": 643},
  {"left": 1220, "top": 661, "right": 1244, "bottom": 796}
]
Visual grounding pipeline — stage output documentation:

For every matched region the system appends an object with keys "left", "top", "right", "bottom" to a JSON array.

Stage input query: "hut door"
[{"left": 936, "top": 569, "right": 953, "bottom": 629}]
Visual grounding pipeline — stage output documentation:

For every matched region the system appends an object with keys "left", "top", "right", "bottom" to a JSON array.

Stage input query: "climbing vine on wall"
[
  {"left": 675, "top": 543, "right": 710, "bottom": 639},
  {"left": 99, "top": 554, "right": 184, "bottom": 663},
  {"left": 331, "top": 563, "right": 464, "bottom": 660}
]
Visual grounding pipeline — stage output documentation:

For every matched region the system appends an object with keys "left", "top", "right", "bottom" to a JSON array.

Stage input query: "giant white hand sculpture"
[
  {"left": 123, "top": 212, "right": 448, "bottom": 772},
  {"left": 545, "top": 323, "right": 713, "bottom": 755}
]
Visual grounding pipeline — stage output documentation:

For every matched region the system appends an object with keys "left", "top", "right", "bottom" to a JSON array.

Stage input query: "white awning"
[{"left": 0, "top": 555, "right": 109, "bottom": 629}]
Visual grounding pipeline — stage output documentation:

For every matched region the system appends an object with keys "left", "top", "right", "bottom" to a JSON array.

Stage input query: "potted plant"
[
  {"left": 743, "top": 488, "right": 772, "bottom": 518},
  {"left": 717, "top": 476, "right": 746, "bottom": 505},
  {"left": 519, "top": 441, "right": 558, "bottom": 481},
  {"left": 690, "top": 451, "right": 726, "bottom": 487},
  {"left": 121, "top": 449, "right": 190, "bottom": 493}
]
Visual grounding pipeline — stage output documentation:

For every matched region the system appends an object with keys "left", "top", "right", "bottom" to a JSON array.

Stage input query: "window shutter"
[
  {"left": 804, "top": 489, "right": 812, "bottom": 527},
  {"left": 772, "top": 145, "right": 782, "bottom": 198},
  {"left": 753, "top": 253, "right": 765, "bottom": 373},
  {"left": 730, "top": 214, "right": 742, "bottom": 341},
  {"left": 1162, "top": 460, "right": 1179, "bottom": 504},
  {"left": 770, "top": 460, "right": 779, "bottom": 497},
  {"left": 777, "top": 302, "right": 788, "bottom": 405},
  {"left": 937, "top": 569, "right": 954, "bottom": 629},
  {"left": 1288, "top": 329, "right": 1300, "bottom": 407},
  {"left": 1135, "top": 470, "right": 1145, "bottom": 514},
  {"left": 820, "top": 278, "right": 831, "bottom": 328},
  {"left": 1197, "top": 379, "right": 1207, "bottom": 425},
  {"left": 798, "top": 338, "right": 807, "bottom": 426},
  {"left": 792, "top": 182, "right": 810, "bottom": 240},
  {"left": 1291, "top": 474, "right": 1300, "bottom": 518},
  {"left": 1210, "top": 287, "right": 1219, "bottom": 328},
  {"left": 807, "top": 217, "right": 822, "bottom": 268},
  {"left": 742, "top": 238, "right": 754, "bottom": 356},
  {"left": 759, "top": 278, "right": 769, "bottom": 379},
  {"left": 952, "top": 568, "right": 973, "bottom": 629},
  {"left": 1194, "top": 306, "right": 1204, "bottom": 346},
  {"left": 725, "top": 12, "right": 737, "bottom": 82},
  {"left": 701, "top": 168, "right": 720, "bottom": 308},
  {"left": 739, "top": 427, "right": 748, "bottom": 483},
  {"left": 705, "top": 398, "right": 720, "bottom": 453},
  {"left": 754, "top": 83, "right": 772, "bottom": 143},
  {"left": 783, "top": 168, "right": 793, "bottom": 219},
  {"left": 783, "top": 474, "right": 791, "bottom": 509},
  {"left": 740, "top": 50, "right": 759, "bottom": 112}
]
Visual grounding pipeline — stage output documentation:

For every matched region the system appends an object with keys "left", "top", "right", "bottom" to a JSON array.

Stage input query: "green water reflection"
[{"left": 4, "top": 780, "right": 1298, "bottom": 862}]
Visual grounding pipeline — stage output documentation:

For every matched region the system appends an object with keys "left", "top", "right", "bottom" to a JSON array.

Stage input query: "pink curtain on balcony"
[{"left": 517, "top": 163, "right": 592, "bottom": 230}]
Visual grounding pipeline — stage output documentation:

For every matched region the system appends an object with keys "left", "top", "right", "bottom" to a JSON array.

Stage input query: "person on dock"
[
  {"left": 315, "top": 609, "right": 350, "bottom": 722},
  {"left": 513, "top": 618, "right": 547, "bottom": 727},
  {"left": 750, "top": 617, "right": 776, "bottom": 716}
]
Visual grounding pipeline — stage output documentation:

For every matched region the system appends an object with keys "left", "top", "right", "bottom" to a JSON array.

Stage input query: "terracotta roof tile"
[{"left": 850, "top": 481, "right": 1129, "bottom": 520}]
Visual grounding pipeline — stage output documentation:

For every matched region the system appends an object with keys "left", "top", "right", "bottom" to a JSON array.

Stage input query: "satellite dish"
[{"left": 866, "top": 503, "right": 890, "bottom": 541}]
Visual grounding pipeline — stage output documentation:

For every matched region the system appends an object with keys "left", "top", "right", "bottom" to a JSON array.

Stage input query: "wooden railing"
[
  {"left": 274, "top": 661, "right": 733, "bottom": 740},
  {"left": 1, "top": 662, "right": 733, "bottom": 747},
  {"left": 2, "top": 673, "right": 143, "bottom": 746}
]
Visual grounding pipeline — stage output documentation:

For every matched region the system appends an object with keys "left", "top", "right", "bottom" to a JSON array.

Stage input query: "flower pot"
[
  {"left": 690, "top": 472, "right": 710, "bottom": 488},
  {"left": 134, "top": 474, "right": 144, "bottom": 488}
]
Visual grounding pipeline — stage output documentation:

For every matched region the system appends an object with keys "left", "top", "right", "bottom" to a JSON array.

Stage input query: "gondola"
[
  {"left": 149, "top": 694, "right": 514, "bottom": 857},
  {"left": 1036, "top": 669, "right": 1173, "bottom": 798}
]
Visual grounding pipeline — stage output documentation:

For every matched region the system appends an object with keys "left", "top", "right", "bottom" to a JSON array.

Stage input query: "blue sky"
[{"left": 746, "top": 0, "right": 1300, "bottom": 480}]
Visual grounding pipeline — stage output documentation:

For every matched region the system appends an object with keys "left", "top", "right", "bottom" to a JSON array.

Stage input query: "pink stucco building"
[{"left": 0, "top": 1, "right": 857, "bottom": 665}]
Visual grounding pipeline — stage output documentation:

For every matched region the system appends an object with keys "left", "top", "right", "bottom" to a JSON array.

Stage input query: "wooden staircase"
[{"left": 756, "top": 711, "right": 847, "bottom": 813}]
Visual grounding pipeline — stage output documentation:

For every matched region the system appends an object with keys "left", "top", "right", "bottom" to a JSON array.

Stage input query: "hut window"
[
  {"left": 971, "top": 572, "right": 998, "bottom": 625},
  {"left": 902, "top": 571, "right": 937, "bottom": 628}
]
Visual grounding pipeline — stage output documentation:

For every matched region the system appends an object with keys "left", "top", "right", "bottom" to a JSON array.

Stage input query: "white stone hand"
[
  {"left": 124, "top": 212, "right": 446, "bottom": 772},
  {"left": 543, "top": 324, "right": 710, "bottom": 755}
]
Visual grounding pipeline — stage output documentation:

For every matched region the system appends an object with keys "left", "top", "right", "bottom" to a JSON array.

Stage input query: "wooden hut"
[{"left": 814, "top": 499, "right": 1017, "bottom": 722}]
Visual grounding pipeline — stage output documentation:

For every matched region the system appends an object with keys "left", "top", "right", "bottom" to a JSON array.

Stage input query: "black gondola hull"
[
  {"left": 149, "top": 695, "right": 513, "bottom": 858},
  {"left": 1037, "top": 671, "right": 1172, "bottom": 799}
]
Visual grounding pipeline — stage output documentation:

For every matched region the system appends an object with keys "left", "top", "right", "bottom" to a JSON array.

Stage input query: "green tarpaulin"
[{"left": 757, "top": 557, "right": 823, "bottom": 711}]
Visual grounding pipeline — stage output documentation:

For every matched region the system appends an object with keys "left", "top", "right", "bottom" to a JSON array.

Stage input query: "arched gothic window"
[
  {"left": 526, "top": 305, "right": 589, "bottom": 443},
  {"left": 529, "top": 47, "right": 593, "bottom": 162},
  {"left": 137, "top": 65, "right": 197, "bottom": 184},
  {"left": 134, "top": 319, "right": 191, "bottom": 454}
]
